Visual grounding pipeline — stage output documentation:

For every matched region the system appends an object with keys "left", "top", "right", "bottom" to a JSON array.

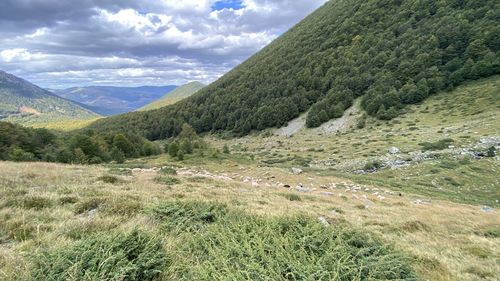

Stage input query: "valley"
[{"left": 0, "top": 0, "right": 499, "bottom": 280}]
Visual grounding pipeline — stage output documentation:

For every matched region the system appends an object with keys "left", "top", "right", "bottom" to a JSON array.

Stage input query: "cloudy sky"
[{"left": 0, "top": 0, "right": 326, "bottom": 89}]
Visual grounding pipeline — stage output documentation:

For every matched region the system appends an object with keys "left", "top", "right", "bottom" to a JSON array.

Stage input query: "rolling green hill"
[
  {"left": 0, "top": 70, "right": 100, "bottom": 126},
  {"left": 88, "top": 0, "right": 499, "bottom": 140},
  {"left": 138, "top": 82, "right": 205, "bottom": 111}
]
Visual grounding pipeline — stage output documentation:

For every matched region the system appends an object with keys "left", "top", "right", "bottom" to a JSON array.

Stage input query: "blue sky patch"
[{"left": 212, "top": 0, "right": 245, "bottom": 11}]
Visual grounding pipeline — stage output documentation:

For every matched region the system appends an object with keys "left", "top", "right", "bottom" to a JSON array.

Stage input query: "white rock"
[{"left": 389, "top": 147, "right": 400, "bottom": 154}]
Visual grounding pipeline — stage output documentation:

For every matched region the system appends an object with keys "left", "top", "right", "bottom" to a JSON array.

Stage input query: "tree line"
[{"left": 0, "top": 121, "right": 161, "bottom": 164}]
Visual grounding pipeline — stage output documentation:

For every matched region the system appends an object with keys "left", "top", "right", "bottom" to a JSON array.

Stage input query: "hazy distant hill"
[
  {"left": 53, "top": 85, "right": 177, "bottom": 116},
  {"left": 0, "top": 70, "right": 100, "bottom": 126},
  {"left": 139, "top": 82, "right": 205, "bottom": 111}
]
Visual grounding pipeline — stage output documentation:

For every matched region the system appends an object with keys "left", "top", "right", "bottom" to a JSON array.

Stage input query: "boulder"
[
  {"left": 318, "top": 216, "right": 329, "bottom": 227},
  {"left": 388, "top": 147, "right": 400, "bottom": 154},
  {"left": 291, "top": 167, "right": 303, "bottom": 174},
  {"left": 481, "top": 206, "right": 494, "bottom": 213}
]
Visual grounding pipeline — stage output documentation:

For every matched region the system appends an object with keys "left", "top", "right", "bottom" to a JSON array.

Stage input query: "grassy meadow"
[{"left": 0, "top": 77, "right": 499, "bottom": 280}]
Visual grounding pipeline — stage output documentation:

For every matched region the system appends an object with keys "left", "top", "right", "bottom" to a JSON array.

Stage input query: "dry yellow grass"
[{"left": 0, "top": 160, "right": 498, "bottom": 280}]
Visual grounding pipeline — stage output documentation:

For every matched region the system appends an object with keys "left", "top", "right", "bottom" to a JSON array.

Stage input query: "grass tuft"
[
  {"left": 97, "top": 175, "right": 121, "bottom": 184},
  {"left": 281, "top": 193, "right": 302, "bottom": 201},
  {"left": 154, "top": 176, "right": 181, "bottom": 186}
]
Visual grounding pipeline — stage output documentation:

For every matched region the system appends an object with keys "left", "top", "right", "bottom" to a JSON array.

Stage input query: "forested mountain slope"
[
  {"left": 88, "top": 0, "right": 500, "bottom": 140},
  {"left": 0, "top": 71, "right": 100, "bottom": 126},
  {"left": 138, "top": 82, "right": 205, "bottom": 111}
]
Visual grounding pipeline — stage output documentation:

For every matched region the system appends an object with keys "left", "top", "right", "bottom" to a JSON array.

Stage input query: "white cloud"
[
  {"left": 0, "top": 48, "right": 35, "bottom": 62},
  {"left": 0, "top": 0, "right": 328, "bottom": 88}
]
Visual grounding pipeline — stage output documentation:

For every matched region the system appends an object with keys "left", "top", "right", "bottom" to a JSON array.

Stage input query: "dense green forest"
[
  {"left": 88, "top": 0, "right": 499, "bottom": 139},
  {"left": 0, "top": 121, "right": 161, "bottom": 164}
]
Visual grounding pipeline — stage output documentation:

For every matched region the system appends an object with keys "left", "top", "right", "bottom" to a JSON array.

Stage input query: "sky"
[{"left": 0, "top": 0, "right": 327, "bottom": 89}]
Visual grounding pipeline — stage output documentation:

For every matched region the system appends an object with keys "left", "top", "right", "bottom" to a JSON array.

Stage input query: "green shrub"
[
  {"left": 168, "top": 141, "right": 179, "bottom": 157},
  {"left": 74, "top": 198, "right": 107, "bottom": 215},
  {"left": 281, "top": 193, "right": 302, "bottom": 201},
  {"left": 97, "top": 175, "right": 121, "bottom": 184},
  {"left": 486, "top": 146, "right": 496, "bottom": 157},
  {"left": 30, "top": 230, "right": 166, "bottom": 281},
  {"left": 159, "top": 166, "right": 177, "bottom": 175},
  {"left": 5, "top": 196, "right": 54, "bottom": 210},
  {"left": 479, "top": 227, "right": 500, "bottom": 238},
  {"left": 58, "top": 196, "right": 79, "bottom": 205},
  {"left": 419, "top": 138, "right": 454, "bottom": 151},
  {"left": 9, "top": 148, "right": 36, "bottom": 162},
  {"left": 151, "top": 201, "right": 227, "bottom": 232},
  {"left": 154, "top": 176, "right": 181, "bottom": 186},
  {"left": 171, "top": 214, "right": 416, "bottom": 280},
  {"left": 364, "top": 160, "right": 383, "bottom": 171}
]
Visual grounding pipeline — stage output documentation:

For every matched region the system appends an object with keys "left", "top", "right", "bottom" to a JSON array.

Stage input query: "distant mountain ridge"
[
  {"left": 54, "top": 85, "right": 177, "bottom": 116},
  {"left": 139, "top": 81, "right": 205, "bottom": 111},
  {"left": 0, "top": 70, "right": 100, "bottom": 126}
]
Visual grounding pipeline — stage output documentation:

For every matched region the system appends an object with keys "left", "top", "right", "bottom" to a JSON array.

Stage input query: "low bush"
[
  {"left": 97, "top": 175, "right": 121, "bottom": 184},
  {"left": 419, "top": 138, "right": 454, "bottom": 151},
  {"left": 364, "top": 160, "right": 383, "bottom": 171},
  {"left": 281, "top": 193, "right": 302, "bottom": 201},
  {"left": 170, "top": 214, "right": 417, "bottom": 280},
  {"left": 4, "top": 195, "right": 53, "bottom": 210},
  {"left": 151, "top": 201, "right": 227, "bottom": 232},
  {"left": 159, "top": 167, "right": 177, "bottom": 175},
  {"left": 74, "top": 197, "right": 107, "bottom": 215},
  {"left": 154, "top": 176, "right": 181, "bottom": 186},
  {"left": 31, "top": 230, "right": 166, "bottom": 281}
]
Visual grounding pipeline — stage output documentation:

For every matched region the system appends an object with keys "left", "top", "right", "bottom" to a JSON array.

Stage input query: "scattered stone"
[
  {"left": 363, "top": 199, "right": 375, "bottom": 209},
  {"left": 296, "top": 186, "right": 310, "bottom": 193},
  {"left": 318, "top": 216, "right": 329, "bottom": 227},
  {"left": 320, "top": 192, "right": 334, "bottom": 196},
  {"left": 413, "top": 199, "right": 431, "bottom": 205},
  {"left": 481, "top": 206, "right": 494, "bottom": 213},
  {"left": 291, "top": 167, "right": 303, "bottom": 175},
  {"left": 388, "top": 147, "right": 400, "bottom": 154},
  {"left": 86, "top": 208, "right": 98, "bottom": 218}
]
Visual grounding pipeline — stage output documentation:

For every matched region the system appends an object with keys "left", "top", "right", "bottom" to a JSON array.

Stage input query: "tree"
[
  {"left": 306, "top": 111, "right": 321, "bottom": 128},
  {"left": 9, "top": 148, "right": 35, "bottom": 162},
  {"left": 74, "top": 148, "right": 88, "bottom": 164},
  {"left": 113, "top": 134, "right": 134, "bottom": 156},
  {"left": 168, "top": 141, "right": 179, "bottom": 157},
  {"left": 400, "top": 81, "right": 419, "bottom": 104},
  {"left": 180, "top": 140, "right": 193, "bottom": 154},
  {"left": 110, "top": 147, "right": 125, "bottom": 164},
  {"left": 179, "top": 123, "right": 197, "bottom": 141},
  {"left": 177, "top": 149, "right": 184, "bottom": 161},
  {"left": 330, "top": 104, "right": 344, "bottom": 119},
  {"left": 69, "top": 135, "right": 101, "bottom": 160}
]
